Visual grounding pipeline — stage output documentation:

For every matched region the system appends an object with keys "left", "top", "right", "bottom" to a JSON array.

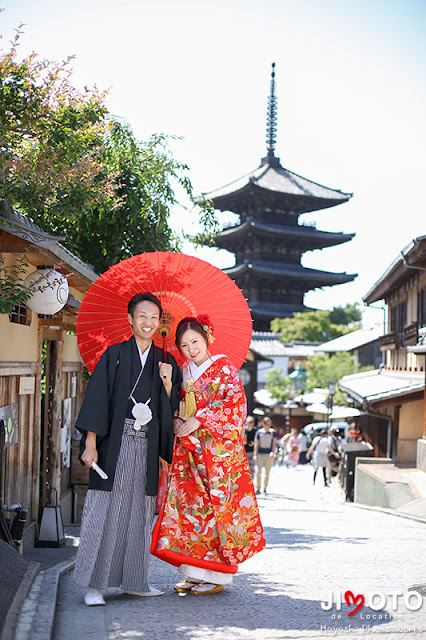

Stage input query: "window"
[
  {"left": 9, "top": 302, "right": 31, "bottom": 326},
  {"left": 418, "top": 289, "right": 426, "bottom": 328},
  {"left": 397, "top": 302, "right": 406, "bottom": 344},
  {"left": 390, "top": 306, "right": 397, "bottom": 332}
]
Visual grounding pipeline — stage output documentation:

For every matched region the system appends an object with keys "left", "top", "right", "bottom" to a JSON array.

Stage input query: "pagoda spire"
[{"left": 261, "top": 62, "right": 281, "bottom": 167}]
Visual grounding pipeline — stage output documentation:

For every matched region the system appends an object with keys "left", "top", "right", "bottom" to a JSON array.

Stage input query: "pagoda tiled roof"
[
  {"left": 249, "top": 302, "right": 307, "bottom": 320},
  {"left": 225, "top": 261, "right": 356, "bottom": 286},
  {"left": 216, "top": 220, "right": 354, "bottom": 249},
  {"left": 200, "top": 160, "right": 352, "bottom": 213}
]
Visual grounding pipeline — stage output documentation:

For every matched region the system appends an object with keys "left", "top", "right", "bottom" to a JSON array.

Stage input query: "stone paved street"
[{"left": 52, "top": 465, "right": 426, "bottom": 640}]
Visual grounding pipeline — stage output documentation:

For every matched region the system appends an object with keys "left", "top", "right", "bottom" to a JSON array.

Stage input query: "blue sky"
[{"left": 2, "top": 0, "right": 426, "bottom": 328}]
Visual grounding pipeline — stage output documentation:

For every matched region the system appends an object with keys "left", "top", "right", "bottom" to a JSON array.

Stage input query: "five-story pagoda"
[{"left": 201, "top": 63, "right": 357, "bottom": 331}]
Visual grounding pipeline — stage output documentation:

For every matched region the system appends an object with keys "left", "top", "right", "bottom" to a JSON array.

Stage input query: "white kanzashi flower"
[{"left": 132, "top": 401, "right": 152, "bottom": 430}]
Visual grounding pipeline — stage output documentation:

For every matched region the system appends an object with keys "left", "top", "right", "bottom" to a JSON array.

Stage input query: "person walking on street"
[
  {"left": 73, "top": 293, "right": 182, "bottom": 606},
  {"left": 253, "top": 417, "right": 277, "bottom": 494},
  {"left": 287, "top": 428, "right": 300, "bottom": 468},
  {"left": 244, "top": 415, "right": 257, "bottom": 477},
  {"left": 297, "top": 429, "right": 309, "bottom": 465},
  {"left": 306, "top": 429, "right": 330, "bottom": 487},
  {"left": 327, "top": 426, "right": 342, "bottom": 482}
]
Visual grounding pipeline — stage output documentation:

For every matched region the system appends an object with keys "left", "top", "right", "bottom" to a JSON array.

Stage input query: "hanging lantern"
[{"left": 24, "top": 268, "right": 69, "bottom": 315}]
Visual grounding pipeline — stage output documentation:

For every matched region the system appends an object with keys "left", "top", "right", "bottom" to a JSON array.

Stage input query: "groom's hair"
[{"left": 127, "top": 292, "right": 162, "bottom": 318}]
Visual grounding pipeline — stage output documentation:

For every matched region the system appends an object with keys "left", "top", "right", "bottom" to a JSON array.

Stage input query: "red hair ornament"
[{"left": 196, "top": 314, "right": 215, "bottom": 344}]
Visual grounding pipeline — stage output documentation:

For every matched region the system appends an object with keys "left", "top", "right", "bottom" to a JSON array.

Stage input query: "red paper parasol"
[{"left": 77, "top": 252, "right": 252, "bottom": 373}]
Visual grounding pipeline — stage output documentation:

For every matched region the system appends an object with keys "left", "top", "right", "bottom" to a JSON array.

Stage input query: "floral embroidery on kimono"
[{"left": 151, "top": 355, "right": 265, "bottom": 574}]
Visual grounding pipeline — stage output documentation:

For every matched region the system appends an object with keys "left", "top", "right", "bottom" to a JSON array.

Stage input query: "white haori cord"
[{"left": 129, "top": 364, "right": 152, "bottom": 431}]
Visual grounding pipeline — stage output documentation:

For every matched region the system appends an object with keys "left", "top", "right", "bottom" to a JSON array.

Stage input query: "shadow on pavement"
[{"left": 98, "top": 571, "right": 395, "bottom": 639}]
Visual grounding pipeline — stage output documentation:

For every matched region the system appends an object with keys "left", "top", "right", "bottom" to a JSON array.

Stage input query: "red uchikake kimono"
[{"left": 151, "top": 355, "right": 265, "bottom": 575}]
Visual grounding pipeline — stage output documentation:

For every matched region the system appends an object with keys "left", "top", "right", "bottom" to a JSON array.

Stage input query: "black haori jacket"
[{"left": 76, "top": 336, "right": 181, "bottom": 495}]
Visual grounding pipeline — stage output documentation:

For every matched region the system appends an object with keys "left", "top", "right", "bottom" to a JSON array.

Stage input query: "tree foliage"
[
  {"left": 0, "top": 28, "right": 219, "bottom": 274},
  {"left": 0, "top": 26, "right": 117, "bottom": 219},
  {"left": 264, "top": 368, "right": 292, "bottom": 404},
  {"left": 271, "top": 306, "right": 362, "bottom": 344},
  {"left": 305, "top": 352, "right": 356, "bottom": 392},
  {"left": 31, "top": 119, "right": 218, "bottom": 273},
  {"left": 329, "top": 303, "right": 362, "bottom": 326}
]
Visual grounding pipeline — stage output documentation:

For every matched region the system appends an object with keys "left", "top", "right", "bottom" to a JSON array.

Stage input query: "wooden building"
[
  {"left": 0, "top": 204, "right": 97, "bottom": 544},
  {"left": 340, "top": 236, "right": 426, "bottom": 467},
  {"left": 200, "top": 64, "right": 357, "bottom": 330}
]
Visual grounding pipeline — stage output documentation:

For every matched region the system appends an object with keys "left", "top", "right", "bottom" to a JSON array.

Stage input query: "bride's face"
[{"left": 179, "top": 328, "right": 209, "bottom": 366}]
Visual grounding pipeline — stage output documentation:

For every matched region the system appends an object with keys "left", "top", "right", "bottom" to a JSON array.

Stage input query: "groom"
[{"left": 74, "top": 292, "right": 181, "bottom": 605}]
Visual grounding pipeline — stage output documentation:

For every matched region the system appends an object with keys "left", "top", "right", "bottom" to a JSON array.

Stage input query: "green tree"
[
  {"left": 304, "top": 352, "right": 373, "bottom": 404},
  {"left": 264, "top": 368, "right": 292, "bottom": 403},
  {"left": 0, "top": 29, "right": 218, "bottom": 274},
  {"left": 329, "top": 303, "right": 362, "bottom": 326},
  {"left": 305, "top": 352, "right": 356, "bottom": 391},
  {"left": 31, "top": 119, "right": 218, "bottom": 273},
  {"left": 0, "top": 27, "right": 117, "bottom": 219},
  {"left": 271, "top": 308, "right": 361, "bottom": 344}
]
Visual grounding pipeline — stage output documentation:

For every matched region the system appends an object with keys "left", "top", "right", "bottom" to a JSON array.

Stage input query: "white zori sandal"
[
  {"left": 174, "top": 579, "right": 199, "bottom": 593},
  {"left": 84, "top": 589, "right": 105, "bottom": 606}
]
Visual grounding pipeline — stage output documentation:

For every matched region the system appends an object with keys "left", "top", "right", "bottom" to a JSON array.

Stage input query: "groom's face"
[{"left": 128, "top": 300, "right": 160, "bottom": 342}]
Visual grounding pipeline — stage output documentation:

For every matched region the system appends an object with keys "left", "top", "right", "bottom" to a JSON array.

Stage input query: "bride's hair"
[{"left": 175, "top": 316, "right": 213, "bottom": 350}]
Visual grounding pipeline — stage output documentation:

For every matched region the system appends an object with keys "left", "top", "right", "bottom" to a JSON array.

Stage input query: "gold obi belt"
[{"left": 179, "top": 378, "right": 197, "bottom": 419}]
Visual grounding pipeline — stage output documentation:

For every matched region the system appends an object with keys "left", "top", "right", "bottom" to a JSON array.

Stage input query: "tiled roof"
[
  {"left": 250, "top": 332, "right": 288, "bottom": 357},
  {"left": 339, "top": 369, "right": 424, "bottom": 406},
  {"left": 317, "top": 328, "right": 383, "bottom": 353},
  {"left": 1, "top": 204, "right": 98, "bottom": 284},
  {"left": 249, "top": 301, "right": 306, "bottom": 320},
  {"left": 225, "top": 261, "right": 356, "bottom": 286},
  {"left": 201, "top": 161, "right": 352, "bottom": 206},
  {"left": 364, "top": 236, "right": 426, "bottom": 304},
  {"left": 250, "top": 333, "right": 323, "bottom": 357},
  {"left": 216, "top": 220, "right": 354, "bottom": 249},
  {"left": 281, "top": 343, "right": 324, "bottom": 357}
]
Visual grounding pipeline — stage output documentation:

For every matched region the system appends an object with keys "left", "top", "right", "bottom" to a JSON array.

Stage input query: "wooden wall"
[
  {"left": 0, "top": 359, "right": 85, "bottom": 529},
  {"left": 0, "top": 362, "right": 40, "bottom": 522}
]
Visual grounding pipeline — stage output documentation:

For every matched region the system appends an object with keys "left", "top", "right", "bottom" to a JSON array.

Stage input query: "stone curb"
[
  {"left": 15, "top": 559, "right": 76, "bottom": 640},
  {"left": 1, "top": 561, "right": 40, "bottom": 640},
  {"left": 345, "top": 501, "right": 426, "bottom": 525}
]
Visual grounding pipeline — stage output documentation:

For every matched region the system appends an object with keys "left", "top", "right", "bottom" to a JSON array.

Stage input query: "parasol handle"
[{"left": 161, "top": 331, "right": 167, "bottom": 362}]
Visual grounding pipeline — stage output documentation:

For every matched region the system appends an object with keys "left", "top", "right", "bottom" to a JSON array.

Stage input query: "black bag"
[{"left": 327, "top": 435, "right": 340, "bottom": 465}]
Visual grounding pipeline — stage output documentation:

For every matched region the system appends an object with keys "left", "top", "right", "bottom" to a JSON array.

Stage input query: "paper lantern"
[{"left": 24, "top": 268, "right": 69, "bottom": 315}]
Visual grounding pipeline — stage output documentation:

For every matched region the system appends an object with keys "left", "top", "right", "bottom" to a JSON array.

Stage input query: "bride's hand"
[
  {"left": 174, "top": 416, "right": 201, "bottom": 437},
  {"left": 173, "top": 417, "right": 184, "bottom": 435}
]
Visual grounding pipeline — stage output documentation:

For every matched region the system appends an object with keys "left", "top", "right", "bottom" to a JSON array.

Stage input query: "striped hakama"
[{"left": 74, "top": 420, "right": 155, "bottom": 592}]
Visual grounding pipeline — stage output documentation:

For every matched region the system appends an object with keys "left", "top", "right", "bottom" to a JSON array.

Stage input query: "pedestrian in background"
[
  {"left": 253, "top": 416, "right": 277, "bottom": 494},
  {"left": 297, "top": 429, "right": 309, "bottom": 464},
  {"left": 244, "top": 415, "right": 257, "bottom": 477},
  {"left": 347, "top": 422, "right": 363, "bottom": 442},
  {"left": 306, "top": 429, "right": 330, "bottom": 487},
  {"left": 327, "top": 426, "right": 342, "bottom": 482},
  {"left": 286, "top": 428, "right": 300, "bottom": 468}
]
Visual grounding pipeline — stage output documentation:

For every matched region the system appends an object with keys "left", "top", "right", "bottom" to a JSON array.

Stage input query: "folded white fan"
[{"left": 91, "top": 461, "right": 108, "bottom": 480}]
